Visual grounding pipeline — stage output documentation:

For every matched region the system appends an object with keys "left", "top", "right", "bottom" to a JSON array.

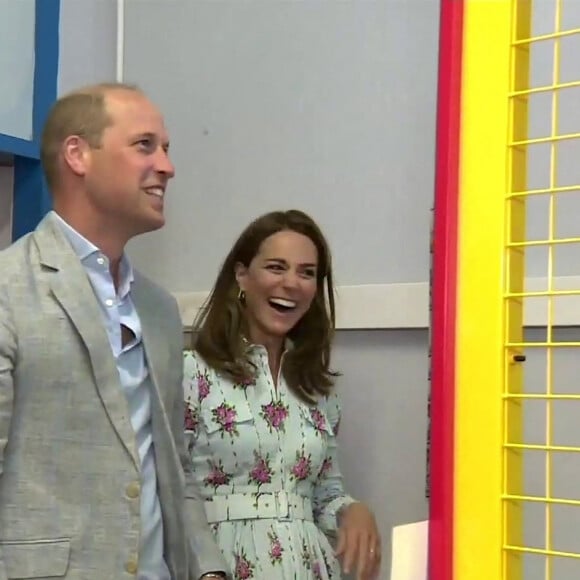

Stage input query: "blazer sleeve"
[
  {"left": 0, "top": 283, "right": 16, "bottom": 580},
  {"left": 166, "top": 305, "right": 229, "bottom": 579}
]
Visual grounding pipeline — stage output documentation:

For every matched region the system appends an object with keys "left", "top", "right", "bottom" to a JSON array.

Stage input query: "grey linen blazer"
[{"left": 0, "top": 213, "right": 227, "bottom": 579}]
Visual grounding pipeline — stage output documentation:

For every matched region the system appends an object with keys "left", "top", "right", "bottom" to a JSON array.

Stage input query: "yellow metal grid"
[{"left": 504, "top": 0, "right": 580, "bottom": 577}]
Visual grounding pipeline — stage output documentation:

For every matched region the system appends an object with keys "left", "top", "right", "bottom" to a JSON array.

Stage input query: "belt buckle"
[{"left": 275, "top": 491, "right": 291, "bottom": 521}]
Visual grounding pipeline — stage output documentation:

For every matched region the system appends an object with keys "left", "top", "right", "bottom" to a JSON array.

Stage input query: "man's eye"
[{"left": 137, "top": 139, "right": 153, "bottom": 150}]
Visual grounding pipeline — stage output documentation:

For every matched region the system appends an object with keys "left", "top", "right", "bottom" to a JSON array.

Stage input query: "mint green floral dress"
[{"left": 183, "top": 346, "right": 356, "bottom": 580}]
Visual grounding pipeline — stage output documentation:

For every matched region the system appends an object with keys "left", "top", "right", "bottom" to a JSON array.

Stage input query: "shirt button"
[
  {"left": 105, "top": 298, "right": 114, "bottom": 307},
  {"left": 125, "top": 557, "right": 138, "bottom": 575},
  {"left": 126, "top": 482, "right": 140, "bottom": 499},
  {"left": 96, "top": 256, "right": 105, "bottom": 265}
]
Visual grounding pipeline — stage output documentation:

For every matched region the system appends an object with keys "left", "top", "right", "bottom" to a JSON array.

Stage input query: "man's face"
[{"left": 83, "top": 90, "right": 175, "bottom": 238}]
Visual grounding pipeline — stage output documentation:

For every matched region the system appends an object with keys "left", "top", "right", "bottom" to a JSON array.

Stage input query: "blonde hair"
[{"left": 40, "top": 82, "right": 141, "bottom": 190}]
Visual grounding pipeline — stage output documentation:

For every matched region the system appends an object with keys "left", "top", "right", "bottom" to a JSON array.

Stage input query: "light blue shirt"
[{"left": 53, "top": 212, "right": 170, "bottom": 580}]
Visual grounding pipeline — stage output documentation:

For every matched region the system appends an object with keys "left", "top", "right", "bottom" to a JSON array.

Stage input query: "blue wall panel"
[{"left": 0, "top": 0, "right": 59, "bottom": 240}]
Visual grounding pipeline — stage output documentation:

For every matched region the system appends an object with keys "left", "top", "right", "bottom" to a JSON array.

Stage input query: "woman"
[{"left": 184, "top": 209, "right": 380, "bottom": 579}]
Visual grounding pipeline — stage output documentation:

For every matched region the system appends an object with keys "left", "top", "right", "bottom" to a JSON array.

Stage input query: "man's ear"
[{"left": 62, "top": 135, "right": 91, "bottom": 177}]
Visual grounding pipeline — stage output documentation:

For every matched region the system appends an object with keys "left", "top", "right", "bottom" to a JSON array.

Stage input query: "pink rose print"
[
  {"left": 291, "top": 450, "right": 312, "bottom": 481},
  {"left": 260, "top": 400, "right": 289, "bottom": 432},
  {"left": 212, "top": 402, "right": 239, "bottom": 437},
  {"left": 234, "top": 374, "right": 256, "bottom": 390},
  {"left": 267, "top": 530, "right": 284, "bottom": 565},
  {"left": 184, "top": 402, "right": 199, "bottom": 433},
  {"left": 318, "top": 457, "right": 333, "bottom": 479},
  {"left": 310, "top": 408, "right": 327, "bottom": 434},
  {"left": 313, "top": 561, "right": 324, "bottom": 580},
  {"left": 248, "top": 451, "right": 273, "bottom": 489},
  {"left": 196, "top": 370, "right": 212, "bottom": 402},
  {"left": 204, "top": 459, "right": 232, "bottom": 490},
  {"left": 234, "top": 550, "right": 255, "bottom": 580}
]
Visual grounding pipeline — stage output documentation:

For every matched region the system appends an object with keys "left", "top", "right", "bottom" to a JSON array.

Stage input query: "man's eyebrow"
[
  {"left": 132, "top": 132, "right": 170, "bottom": 149},
  {"left": 132, "top": 131, "right": 156, "bottom": 140}
]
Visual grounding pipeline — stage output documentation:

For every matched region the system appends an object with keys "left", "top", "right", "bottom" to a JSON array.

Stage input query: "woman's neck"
[{"left": 247, "top": 331, "right": 285, "bottom": 385}]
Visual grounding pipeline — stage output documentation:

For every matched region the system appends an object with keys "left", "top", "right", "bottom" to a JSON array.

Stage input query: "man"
[{"left": 0, "top": 83, "right": 228, "bottom": 579}]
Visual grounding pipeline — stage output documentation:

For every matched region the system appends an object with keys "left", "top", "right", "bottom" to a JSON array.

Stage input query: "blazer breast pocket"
[{"left": 0, "top": 537, "right": 70, "bottom": 579}]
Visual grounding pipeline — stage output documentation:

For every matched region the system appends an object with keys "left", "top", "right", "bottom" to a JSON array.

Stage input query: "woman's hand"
[{"left": 335, "top": 502, "right": 381, "bottom": 579}]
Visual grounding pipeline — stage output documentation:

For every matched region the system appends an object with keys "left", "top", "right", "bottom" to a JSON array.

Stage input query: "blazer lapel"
[
  {"left": 36, "top": 215, "right": 140, "bottom": 470},
  {"left": 131, "top": 278, "right": 178, "bottom": 455}
]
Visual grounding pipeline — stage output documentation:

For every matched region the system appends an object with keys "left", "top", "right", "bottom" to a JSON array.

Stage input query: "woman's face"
[{"left": 236, "top": 230, "right": 319, "bottom": 346}]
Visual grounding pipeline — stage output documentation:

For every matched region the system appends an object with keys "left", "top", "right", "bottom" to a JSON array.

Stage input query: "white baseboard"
[
  {"left": 173, "top": 276, "right": 580, "bottom": 330},
  {"left": 174, "top": 282, "right": 429, "bottom": 331}
]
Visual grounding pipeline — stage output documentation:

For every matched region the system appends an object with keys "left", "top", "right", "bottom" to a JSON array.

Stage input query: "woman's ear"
[{"left": 234, "top": 262, "right": 247, "bottom": 290}]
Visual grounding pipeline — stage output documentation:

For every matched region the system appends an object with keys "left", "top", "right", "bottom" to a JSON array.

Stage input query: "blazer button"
[
  {"left": 126, "top": 482, "right": 140, "bottom": 499},
  {"left": 125, "top": 558, "right": 138, "bottom": 575}
]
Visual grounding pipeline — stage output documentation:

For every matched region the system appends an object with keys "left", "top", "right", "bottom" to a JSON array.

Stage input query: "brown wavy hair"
[{"left": 193, "top": 209, "right": 339, "bottom": 402}]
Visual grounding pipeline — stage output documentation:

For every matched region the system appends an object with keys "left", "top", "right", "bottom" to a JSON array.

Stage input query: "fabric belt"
[{"left": 204, "top": 491, "right": 314, "bottom": 523}]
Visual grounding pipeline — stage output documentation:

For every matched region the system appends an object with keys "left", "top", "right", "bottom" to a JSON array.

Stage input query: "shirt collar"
[
  {"left": 243, "top": 336, "right": 294, "bottom": 354},
  {"left": 52, "top": 210, "right": 97, "bottom": 261},
  {"left": 51, "top": 211, "right": 134, "bottom": 296}
]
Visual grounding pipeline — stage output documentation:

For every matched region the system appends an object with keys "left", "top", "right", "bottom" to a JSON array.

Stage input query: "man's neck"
[
  {"left": 54, "top": 208, "right": 126, "bottom": 260},
  {"left": 52, "top": 208, "right": 126, "bottom": 289}
]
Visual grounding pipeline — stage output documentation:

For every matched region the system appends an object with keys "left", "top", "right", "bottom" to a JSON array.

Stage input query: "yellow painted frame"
[
  {"left": 454, "top": 0, "right": 527, "bottom": 578},
  {"left": 503, "top": 1, "right": 531, "bottom": 579}
]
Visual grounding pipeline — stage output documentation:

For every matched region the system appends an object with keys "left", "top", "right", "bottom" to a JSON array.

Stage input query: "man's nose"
[{"left": 156, "top": 148, "right": 175, "bottom": 178}]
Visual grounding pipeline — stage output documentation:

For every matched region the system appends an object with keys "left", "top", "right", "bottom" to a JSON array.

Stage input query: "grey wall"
[
  {"left": 0, "top": 0, "right": 35, "bottom": 140},
  {"left": 57, "top": 0, "right": 117, "bottom": 95},
  {"left": 124, "top": 0, "right": 440, "bottom": 291},
  {"left": 333, "top": 330, "right": 429, "bottom": 577},
  {"left": 122, "top": 3, "right": 439, "bottom": 577}
]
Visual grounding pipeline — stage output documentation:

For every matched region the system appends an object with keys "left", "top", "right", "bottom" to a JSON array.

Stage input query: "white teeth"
[
  {"left": 269, "top": 298, "right": 297, "bottom": 309},
  {"left": 146, "top": 187, "right": 164, "bottom": 198}
]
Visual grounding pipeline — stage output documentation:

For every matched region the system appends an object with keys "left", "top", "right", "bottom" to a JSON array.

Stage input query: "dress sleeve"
[
  {"left": 312, "top": 391, "right": 358, "bottom": 537},
  {"left": 183, "top": 350, "right": 202, "bottom": 455}
]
